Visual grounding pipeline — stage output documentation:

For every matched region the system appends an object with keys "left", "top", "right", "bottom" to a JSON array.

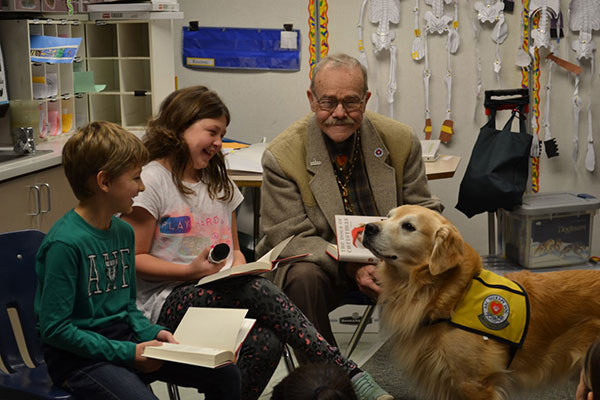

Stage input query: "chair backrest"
[{"left": 0, "top": 229, "right": 46, "bottom": 374}]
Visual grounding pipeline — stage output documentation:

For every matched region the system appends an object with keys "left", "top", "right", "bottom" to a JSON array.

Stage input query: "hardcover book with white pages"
[
  {"left": 196, "top": 236, "right": 306, "bottom": 286},
  {"left": 327, "top": 215, "right": 387, "bottom": 263},
  {"left": 142, "top": 307, "right": 255, "bottom": 368}
]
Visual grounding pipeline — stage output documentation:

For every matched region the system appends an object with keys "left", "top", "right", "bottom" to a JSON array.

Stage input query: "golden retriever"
[{"left": 362, "top": 205, "right": 600, "bottom": 400}]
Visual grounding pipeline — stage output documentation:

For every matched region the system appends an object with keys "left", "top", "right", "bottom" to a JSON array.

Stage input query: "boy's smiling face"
[{"left": 107, "top": 165, "right": 145, "bottom": 215}]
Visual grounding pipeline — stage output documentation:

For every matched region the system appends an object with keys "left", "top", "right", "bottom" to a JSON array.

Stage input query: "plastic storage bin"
[{"left": 501, "top": 192, "right": 600, "bottom": 268}]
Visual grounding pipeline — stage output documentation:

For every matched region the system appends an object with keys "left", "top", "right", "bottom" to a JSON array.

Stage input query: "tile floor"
[{"left": 150, "top": 330, "right": 388, "bottom": 400}]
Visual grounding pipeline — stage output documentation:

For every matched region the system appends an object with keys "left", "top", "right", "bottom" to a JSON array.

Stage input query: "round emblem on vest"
[{"left": 478, "top": 294, "right": 510, "bottom": 330}]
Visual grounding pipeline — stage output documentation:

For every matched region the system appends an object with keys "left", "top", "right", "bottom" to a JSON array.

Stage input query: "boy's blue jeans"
[
  {"left": 62, "top": 359, "right": 241, "bottom": 400},
  {"left": 43, "top": 322, "right": 241, "bottom": 400}
]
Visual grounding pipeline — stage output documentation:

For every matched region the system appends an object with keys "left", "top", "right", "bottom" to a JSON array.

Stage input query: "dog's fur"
[{"left": 362, "top": 205, "right": 600, "bottom": 400}]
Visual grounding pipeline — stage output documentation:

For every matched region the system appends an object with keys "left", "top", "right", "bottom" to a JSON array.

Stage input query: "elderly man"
[{"left": 257, "top": 53, "right": 443, "bottom": 346}]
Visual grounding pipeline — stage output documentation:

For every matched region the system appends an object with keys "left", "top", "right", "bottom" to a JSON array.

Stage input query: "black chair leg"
[
  {"left": 167, "top": 383, "right": 181, "bottom": 400},
  {"left": 345, "top": 304, "right": 376, "bottom": 359},
  {"left": 282, "top": 344, "right": 296, "bottom": 373}
]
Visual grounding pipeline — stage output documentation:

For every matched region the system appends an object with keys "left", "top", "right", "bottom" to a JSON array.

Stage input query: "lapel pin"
[
  {"left": 374, "top": 148, "right": 384, "bottom": 158},
  {"left": 310, "top": 159, "right": 322, "bottom": 166}
]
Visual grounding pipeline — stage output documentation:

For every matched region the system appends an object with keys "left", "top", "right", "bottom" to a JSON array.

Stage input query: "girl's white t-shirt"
[{"left": 132, "top": 161, "right": 244, "bottom": 323}]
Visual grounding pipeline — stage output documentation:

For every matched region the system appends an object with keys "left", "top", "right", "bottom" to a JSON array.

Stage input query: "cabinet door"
[
  {"left": 35, "top": 165, "right": 78, "bottom": 232},
  {"left": 0, "top": 165, "right": 77, "bottom": 233},
  {"left": 0, "top": 173, "right": 43, "bottom": 233}
]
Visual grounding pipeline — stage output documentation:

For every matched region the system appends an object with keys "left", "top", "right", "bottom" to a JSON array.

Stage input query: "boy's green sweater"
[{"left": 35, "top": 210, "right": 163, "bottom": 367}]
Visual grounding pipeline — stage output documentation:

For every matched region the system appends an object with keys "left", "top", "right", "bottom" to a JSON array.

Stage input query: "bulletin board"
[{"left": 182, "top": 26, "right": 301, "bottom": 71}]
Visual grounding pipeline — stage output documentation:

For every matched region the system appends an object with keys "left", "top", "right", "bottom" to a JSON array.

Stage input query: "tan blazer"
[{"left": 257, "top": 111, "right": 443, "bottom": 286}]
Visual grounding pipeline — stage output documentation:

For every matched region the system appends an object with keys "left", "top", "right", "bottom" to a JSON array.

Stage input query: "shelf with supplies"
[
  {"left": 0, "top": 19, "right": 86, "bottom": 140},
  {"left": 0, "top": 17, "right": 175, "bottom": 142}
]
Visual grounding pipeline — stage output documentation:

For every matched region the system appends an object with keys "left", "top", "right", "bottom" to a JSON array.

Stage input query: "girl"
[
  {"left": 121, "top": 86, "right": 392, "bottom": 400},
  {"left": 577, "top": 339, "right": 600, "bottom": 400},
  {"left": 272, "top": 364, "right": 359, "bottom": 400}
]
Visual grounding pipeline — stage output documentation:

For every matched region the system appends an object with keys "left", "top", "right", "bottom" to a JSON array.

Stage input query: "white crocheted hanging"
[
  {"left": 358, "top": 0, "right": 401, "bottom": 118},
  {"left": 412, "top": 0, "right": 459, "bottom": 143}
]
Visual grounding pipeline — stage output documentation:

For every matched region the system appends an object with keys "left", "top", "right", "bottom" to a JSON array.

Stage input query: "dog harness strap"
[{"left": 449, "top": 270, "right": 530, "bottom": 348}]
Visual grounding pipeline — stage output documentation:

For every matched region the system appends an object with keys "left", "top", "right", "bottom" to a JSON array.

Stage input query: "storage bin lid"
[{"left": 508, "top": 192, "right": 600, "bottom": 215}]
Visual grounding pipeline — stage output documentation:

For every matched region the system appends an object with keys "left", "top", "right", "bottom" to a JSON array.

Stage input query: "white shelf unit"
[
  {"left": 0, "top": 17, "right": 175, "bottom": 139},
  {"left": 85, "top": 19, "right": 175, "bottom": 129},
  {"left": 0, "top": 19, "right": 86, "bottom": 139}
]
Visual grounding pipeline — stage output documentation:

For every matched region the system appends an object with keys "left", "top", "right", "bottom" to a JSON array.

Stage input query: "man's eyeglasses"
[{"left": 313, "top": 93, "right": 365, "bottom": 113}]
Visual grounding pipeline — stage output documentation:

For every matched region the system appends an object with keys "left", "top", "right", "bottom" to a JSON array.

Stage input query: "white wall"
[{"left": 173, "top": 0, "right": 600, "bottom": 257}]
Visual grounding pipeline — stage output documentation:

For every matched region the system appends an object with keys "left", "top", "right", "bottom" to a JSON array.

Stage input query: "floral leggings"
[{"left": 157, "top": 275, "right": 359, "bottom": 400}]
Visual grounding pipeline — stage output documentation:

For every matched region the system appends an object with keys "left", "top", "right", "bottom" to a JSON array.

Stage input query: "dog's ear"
[{"left": 429, "top": 225, "right": 463, "bottom": 275}]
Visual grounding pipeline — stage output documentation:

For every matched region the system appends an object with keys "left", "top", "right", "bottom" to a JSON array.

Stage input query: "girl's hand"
[
  {"left": 188, "top": 247, "right": 225, "bottom": 279},
  {"left": 134, "top": 340, "right": 164, "bottom": 373},
  {"left": 156, "top": 330, "right": 178, "bottom": 344}
]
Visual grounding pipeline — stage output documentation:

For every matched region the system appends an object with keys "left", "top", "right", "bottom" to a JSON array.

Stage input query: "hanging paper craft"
[
  {"left": 569, "top": 0, "right": 599, "bottom": 60},
  {"left": 529, "top": 0, "right": 559, "bottom": 49},
  {"left": 357, "top": 0, "right": 400, "bottom": 118},
  {"left": 568, "top": 0, "right": 599, "bottom": 171},
  {"left": 182, "top": 27, "right": 300, "bottom": 71},
  {"left": 542, "top": 43, "right": 559, "bottom": 158},
  {"left": 472, "top": 0, "right": 507, "bottom": 89},
  {"left": 412, "top": 0, "right": 459, "bottom": 143}
]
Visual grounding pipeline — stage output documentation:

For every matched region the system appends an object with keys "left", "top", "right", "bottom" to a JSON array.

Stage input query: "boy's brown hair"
[{"left": 62, "top": 121, "right": 149, "bottom": 200}]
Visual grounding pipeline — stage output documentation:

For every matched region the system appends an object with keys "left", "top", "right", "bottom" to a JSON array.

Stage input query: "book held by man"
[
  {"left": 327, "top": 215, "right": 387, "bottom": 263},
  {"left": 142, "top": 307, "right": 255, "bottom": 368},
  {"left": 196, "top": 236, "right": 305, "bottom": 286}
]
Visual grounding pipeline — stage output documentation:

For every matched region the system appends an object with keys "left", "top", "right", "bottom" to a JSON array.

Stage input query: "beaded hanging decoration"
[
  {"left": 333, "top": 132, "right": 362, "bottom": 215},
  {"left": 308, "top": 0, "right": 329, "bottom": 80}
]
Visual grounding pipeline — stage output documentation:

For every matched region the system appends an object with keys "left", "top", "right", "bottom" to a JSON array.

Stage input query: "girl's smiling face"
[{"left": 182, "top": 115, "right": 227, "bottom": 175}]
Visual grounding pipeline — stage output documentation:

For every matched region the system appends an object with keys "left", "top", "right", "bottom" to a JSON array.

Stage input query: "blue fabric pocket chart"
[{"left": 182, "top": 26, "right": 301, "bottom": 71}]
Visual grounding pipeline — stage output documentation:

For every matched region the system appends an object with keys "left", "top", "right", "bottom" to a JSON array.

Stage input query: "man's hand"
[
  {"left": 347, "top": 263, "right": 382, "bottom": 299},
  {"left": 134, "top": 340, "right": 164, "bottom": 373}
]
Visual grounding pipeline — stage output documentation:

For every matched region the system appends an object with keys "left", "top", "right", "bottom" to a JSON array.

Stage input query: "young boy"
[{"left": 34, "top": 121, "right": 241, "bottom": 400}]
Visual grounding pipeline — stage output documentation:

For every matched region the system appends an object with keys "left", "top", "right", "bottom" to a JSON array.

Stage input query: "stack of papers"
[{"left": 225, "top": 142, "right": 266, "bottom": 174}]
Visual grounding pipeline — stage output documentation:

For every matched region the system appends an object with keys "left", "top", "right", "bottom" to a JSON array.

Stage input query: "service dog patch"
[
  {"left": 450, "top": 270, "right": 529, "bottom": 347},
  {"left": 480, "top": 294, "right": 510, "bottom": 330}
]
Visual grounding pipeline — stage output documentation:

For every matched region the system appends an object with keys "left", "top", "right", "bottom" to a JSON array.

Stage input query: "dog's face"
[{"left": 362, "top": 205, "right": 464, "bottom": 275}]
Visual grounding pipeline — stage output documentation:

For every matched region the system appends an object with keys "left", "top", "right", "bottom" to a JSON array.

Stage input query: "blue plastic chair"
[{"left": 0, "top": 229, "right": 74, "bottom": 399}]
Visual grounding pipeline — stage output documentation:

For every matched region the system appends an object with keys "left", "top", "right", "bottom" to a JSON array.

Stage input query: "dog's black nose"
[{"left": 364, "top": 223, "right": 379, "bottom": 238}]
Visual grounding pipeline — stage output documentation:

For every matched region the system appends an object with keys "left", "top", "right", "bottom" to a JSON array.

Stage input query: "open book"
[
  {"left": 142, "top": 307, "right": 255, "bottom": 368},
  {"left": 197, "top": 236, "right": 304, "bottom": 286},
  {"left": 326, "top": 215, "right": 387, "bottom": 263}
]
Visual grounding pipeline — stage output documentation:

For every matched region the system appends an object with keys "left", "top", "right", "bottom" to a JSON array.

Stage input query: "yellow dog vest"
[{"left": 449, "top": 269, "right": 529, "bottom": 347}]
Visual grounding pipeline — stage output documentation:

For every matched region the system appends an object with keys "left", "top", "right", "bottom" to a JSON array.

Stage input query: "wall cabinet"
[
  {"left": 0, "top": 164, "right": 77, "bottom": 233},
  {"left": 0, "top": 17, "right": 175, "bottom": 140}
]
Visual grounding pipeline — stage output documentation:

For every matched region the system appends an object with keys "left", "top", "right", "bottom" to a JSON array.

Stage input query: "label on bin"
[{"left": 531, "top": 214, "right": 591, "bottom": 266}]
